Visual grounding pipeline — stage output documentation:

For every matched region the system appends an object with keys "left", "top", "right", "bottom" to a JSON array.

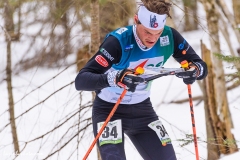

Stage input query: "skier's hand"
[
  {"left": 107, "top": 69, "right": 144, "bottom": 92},
  {"left": 175, "top": 62, "right": 200, "bottom": 84}
]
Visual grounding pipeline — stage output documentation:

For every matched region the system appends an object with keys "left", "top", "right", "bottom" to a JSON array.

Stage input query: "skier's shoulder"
[{"left": 110, "top": 25, "right": 133, "bottom": 39}]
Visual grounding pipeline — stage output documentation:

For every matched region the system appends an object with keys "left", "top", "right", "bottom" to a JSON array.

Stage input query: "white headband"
[{"left": 138, "top": 6, "right": 167, "bottom": 30}]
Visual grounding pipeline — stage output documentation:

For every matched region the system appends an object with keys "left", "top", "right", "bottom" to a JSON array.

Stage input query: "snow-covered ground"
[{"left": 0, "top": 0, "right": 239, "bottom": 160}]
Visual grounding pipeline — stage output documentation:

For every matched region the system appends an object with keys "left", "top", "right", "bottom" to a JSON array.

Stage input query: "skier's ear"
[{"left": 134, "top": 14, "right": 139, "bottom": 25}]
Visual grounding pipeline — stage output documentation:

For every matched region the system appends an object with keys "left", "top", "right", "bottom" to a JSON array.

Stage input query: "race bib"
[
  {"left": 98, "top": 119, "right": 122, "bottom": 146},
  {"left": 148, "top": 120, "right": 171, "bottom": 146}
]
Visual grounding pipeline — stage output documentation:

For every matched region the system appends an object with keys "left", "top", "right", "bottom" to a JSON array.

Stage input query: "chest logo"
[
  {"left": 160, "top": 35, "right": 170, "bottom": 46},
  {"left": 129, "top": 57, "right": 164, "bottom": 69},
  {"left": 134, "top": 59, "right": 148, "bottom": 70},
  {"left": 124, "top": 44, "right": 134, "bottom": 52}
]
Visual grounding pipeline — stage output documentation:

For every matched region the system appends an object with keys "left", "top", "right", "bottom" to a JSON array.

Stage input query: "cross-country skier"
[{"left": 75, "top": 0, "right": 208, "bottom": 159}]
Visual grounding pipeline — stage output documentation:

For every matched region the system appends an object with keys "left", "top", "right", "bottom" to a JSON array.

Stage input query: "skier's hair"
[{"left": 139, "top": 0, "right": 172, "bottom": 18}]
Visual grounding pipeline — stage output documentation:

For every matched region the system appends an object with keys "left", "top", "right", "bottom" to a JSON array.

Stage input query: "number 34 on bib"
[
  {"left": 97, "top": 119, "right": 122, "bottom": 146},
  {"left": 148, "top": 120, "right": 171, "bottom": 146}
]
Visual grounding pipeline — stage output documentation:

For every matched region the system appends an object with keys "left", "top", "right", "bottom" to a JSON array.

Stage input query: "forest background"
[{"left": 0, "top": 0, "right": 240, "bottom": 159}]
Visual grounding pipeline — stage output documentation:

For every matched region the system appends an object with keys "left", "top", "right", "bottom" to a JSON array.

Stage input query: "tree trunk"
[
  {"left": 90, "top": 0, "right": 100, "bottom": 55},
  {"left": 91, "top": 0, "right": 101, "bottom": 159},
  {"left": 99, "top": 0, "right": 135, "bottom": 41},
  {"left": 76, "top": 0, "right": 136, "bottom": 71},
  {"left": 17, "top": 0, "right": 21, "bottom": 40},
  {"left": 201, "top": 41, "right": 221, "bottom": 159},
  {"left": 165, "top": 0, "right": 176, "bottom": 28},
  {"left": 216, "top": 0, "right": 240, "bottom": 44},
  {"left": 76, "top": 45, "right": 91, "bottom": 71},
  {"left": 183, "top": 0, "right": 198, "bottom": 31},
  {"left": 232, "top": 0, "right": 240, "bottom": 26},
  {"left": 202, "top": 0, "right": 238, "bottom": 155},
  {"left": 6, "top": 40, "right": 20, "bottom": 156},
  {"left": 217, "top": 9, "right": 240, "bottom": 70},
  {"left": 56, "top": 0, "right": 71, "bottom": 55},
  {"left": 4, "top": 0, "right": 14, "bottom": 40},
  {"left": 4, "top": 0, "right": 20, "bottom": 155}
]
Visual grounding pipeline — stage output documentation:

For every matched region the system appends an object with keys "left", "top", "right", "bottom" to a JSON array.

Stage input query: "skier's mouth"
[{"left": 145, "top": 41, "right": 155, "bottom": 45}]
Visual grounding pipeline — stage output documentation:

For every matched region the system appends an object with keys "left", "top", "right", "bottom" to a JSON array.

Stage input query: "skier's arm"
[
  {"left": 171, "top": 27, "right": 208, "bottom": 80},
  {"left": 75, "top": 36, "right": 122, "bottom": 91}
]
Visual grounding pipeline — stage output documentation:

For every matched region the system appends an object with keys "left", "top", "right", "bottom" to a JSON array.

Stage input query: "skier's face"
[{"left": 134, "top": 15, "right": 163, "bottom": 48}]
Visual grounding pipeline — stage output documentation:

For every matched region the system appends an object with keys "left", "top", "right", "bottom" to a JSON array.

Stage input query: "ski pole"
[
  {"left": 181, "top": 60, "right": 199, "bottom": 160},
  {"left": 83, "top": 89, "right": 127, "bottom": 160},
  {"left": 187, "top": 84, "right": 199, "bottom": 160}
]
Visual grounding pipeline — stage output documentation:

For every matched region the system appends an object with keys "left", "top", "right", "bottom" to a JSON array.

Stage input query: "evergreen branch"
[{"left": 214, "top": 53, "right": 240, "bottom": 63}]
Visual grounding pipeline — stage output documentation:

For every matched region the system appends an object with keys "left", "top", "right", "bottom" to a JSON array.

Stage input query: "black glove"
[
  {"left": 175, "top": 62, "right": 200, "bottom": 84},
  {"left": 107, "top": 69, "right": 144, "bottom": 92}
]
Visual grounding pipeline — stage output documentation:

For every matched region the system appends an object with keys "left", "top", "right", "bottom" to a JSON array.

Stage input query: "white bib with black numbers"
[
  {"left": 148, "top": 120, "right": 171, "bottom": 146},
  {"left": 97, "top": 119, "right": 122, "bottom": 146}
]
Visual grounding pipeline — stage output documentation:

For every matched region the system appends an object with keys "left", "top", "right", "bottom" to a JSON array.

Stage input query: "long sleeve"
[
  {"left": 171, "top": 27, "right": 208, "bottom": 80},
  {"left": 75, "top": 36, "right": 122, "bottom": 91}
]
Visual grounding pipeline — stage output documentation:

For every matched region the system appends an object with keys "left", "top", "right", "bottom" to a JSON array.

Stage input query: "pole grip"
[
  {"left": 181, "top": 60, "right": 189, "bottom": 69},
  {"left": 135, "top": 67, "right": 145, "bottom": 75}
]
